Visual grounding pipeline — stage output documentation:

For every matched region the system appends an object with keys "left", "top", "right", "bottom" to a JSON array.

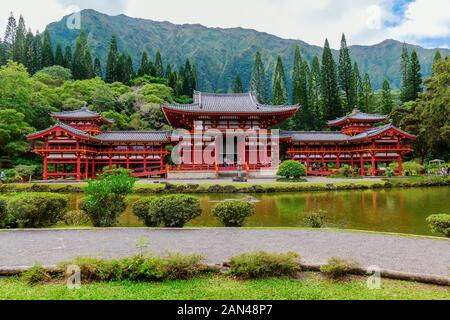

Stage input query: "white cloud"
[{"left": 0, "top": 0, "right": 448, "bottom": 48}]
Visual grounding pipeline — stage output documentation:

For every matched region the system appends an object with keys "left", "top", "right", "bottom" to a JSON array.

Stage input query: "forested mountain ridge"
[{"left": 46, "top": 9, "right": 449, "bottom": 93}]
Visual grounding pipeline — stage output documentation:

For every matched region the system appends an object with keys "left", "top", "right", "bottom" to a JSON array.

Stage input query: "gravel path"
[{"left": 0, "top": 229, "right": 449, "bottom": 277}]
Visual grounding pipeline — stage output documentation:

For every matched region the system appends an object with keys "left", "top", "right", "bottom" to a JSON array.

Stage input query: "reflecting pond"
[{"left": 68, "top": 187, "right": 450, "bottom": 236}]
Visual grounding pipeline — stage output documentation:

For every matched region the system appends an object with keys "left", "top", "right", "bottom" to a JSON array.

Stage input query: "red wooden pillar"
[
  {"left": 398, "top": 155, "right": 403, "bottom": 177},
  {"left": 62, "top": 164, "right": 66, "bottom": 181},
  {"left": 76, "top": 154, "right": 81, "bottom": 181},
  {"left": 371, "top": 153, "right": 376, "bottom": 177},
  {"left": 91, "top": 157, "right": 95, "bottom": 179},
  {"left": 43, "top": 154, "right": 48, "bottom": 181},
  {"left": 360, "top": 154, "right": 365, "bottom": 176},
  {"left": 85, "top": 157, "right": 89, "bottom": 180}
]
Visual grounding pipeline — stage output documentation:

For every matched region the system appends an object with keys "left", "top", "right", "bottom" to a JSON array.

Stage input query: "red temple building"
[{"left": 27, "top": 92, "right": 416, "bottom": 180}]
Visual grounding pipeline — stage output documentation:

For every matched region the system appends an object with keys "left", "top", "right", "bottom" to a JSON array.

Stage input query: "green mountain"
[{"left": 46, "top": 9, "right": 448, "bottom": 93}]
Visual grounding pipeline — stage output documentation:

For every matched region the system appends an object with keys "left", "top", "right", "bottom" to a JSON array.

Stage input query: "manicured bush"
[
  {"left": 59, "top": 210, "right": 91, "bottom": 227},
  {"left": 304, "top": 211, "right": 326, "bottom": 228},
  {"left": 21, "top": 263, "right": 51, "bottom": 285},
  {"left": 212, "top": 200, "right": 255, "bottom": 227},
  {"left": 97, "top": 166, "right": 133, "bottom": 179},
  {"left": 1, "top": 169, "right": 21, "bottom": 184},
  {"left": 334, "top": 165, "right": 358, "bottom": 178},
  {"left": 0, "top": 197, "right": 7, "bottom": 226},
  {"left": 320, "top": 257, "right": 359, "bottom": 280},
  {"left": 277, "top": 161, "right": 306, "bottom": 179},
  {"left": 132, "top": 198, "right": 161, "bottom": 227},
  {"left": 6, "top": 193, "right": 69, "bottom": 228},
  {"left": 426, "top": 214, "right": 450, "bottom": 237},
  {"left": 147, "top": 195, "right": 202, "bottom": 228},
  {"left": 229, "top": 251, "right": 301, "bottom": 279},
  {"left": 80, "top": 173, "right": 136, "bottom": 227},
  {"left": 59, "top": 253, "right": 208, "bottom": 283}
]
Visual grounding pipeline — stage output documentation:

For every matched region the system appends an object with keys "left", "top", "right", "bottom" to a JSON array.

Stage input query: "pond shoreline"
[{"left": 1, "top": 177, "right": 449, "bottom": 194}]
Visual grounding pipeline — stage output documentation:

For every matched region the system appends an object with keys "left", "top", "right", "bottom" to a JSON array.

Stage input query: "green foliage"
[
  {"left": 334, "top": 165, "right": 359, "bottom": 178},
  {"left": 277, "top": 160, "right": 307, "bottom": 179},
  {"left": 251, "top": 51, "right": 267, "bottom": 103},
  {"left": 304, "top": 211, "right": 326, "bottom": 228},
  {"left": 426, "top": 214, "right": 450, "bottom": 237},
  {"left": 59, "top": 210, "right": 91, "bottom": 226},
  {"left": 321, "top": 39, "right": 342, "bottom": 120},
  {"left": 97, "top": 166, "right": 133, "bottom": 179},
  {"left": 21, "top": 263, "right": 51, "bottom": 285},
  {"left": 14, "top": 164, "right": 36, "bottom": 181},
  {"left": 0, "top": 109, "right": 33, "bottom": 160},
  {"left": 33, "top": 66, "right": 72, "bottom": 87},
  {"left": 381, "top": 79, "right": 394, "bottom": 114},
  {"left": 272, "top": 55, "right": 288, "bottom": 105},
  {"left": 146, "top": 195, "right": 202, "bottom": 228},
  {"left": 338, "top": 34, "right": 356, "bottom": 113},
  {"left": 1, "top": 169, "right": 21, "bottom": 183},
  {"left": 59, "top": 253, "right": 208, "bottom": 283},
  {"left": 234, "top": 74, "right": 243, "bottom": 93},
  {"left": 320, "top": 257, "right": 360, "bottom": 280},
  {"left": 5, "top": 193, "right": 69, "bottom": 228},
  {"left": 80, "top": 174, "right": 136, "bottom": 227},
  {"left": 212, "top": 200, "right": 255, "bottom": 227},
  {"left": 132, "top": 198, "right": 161, "bottom": 227},
  {"left": 72, "top": 30, "right": 93, "bottom": 80},
  {"left": 229, "top": 251, "right": 301, "bottom": 279},
  {"left": 0, "top": 197, "right": 7, "bottom": 226}
]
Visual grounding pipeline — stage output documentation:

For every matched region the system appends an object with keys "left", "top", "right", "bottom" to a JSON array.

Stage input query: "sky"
[{"left": 0, "top": 0, "right": 449, "bottom": 49}]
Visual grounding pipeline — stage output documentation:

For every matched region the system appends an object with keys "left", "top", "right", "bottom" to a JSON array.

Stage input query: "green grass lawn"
[{"left": 0, "top": 274, "right": 448, "bottom": 300}]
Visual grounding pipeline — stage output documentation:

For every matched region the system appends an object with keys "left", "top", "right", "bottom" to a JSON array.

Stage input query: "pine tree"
[
  {"left": 41, "top": 30, "right": 54, "bottom": 67},
  {"left": 182, "top": 59, "right": 195, "bottom": 96},
  {"left": 154, "top": 50, "right": 164, "bottom": 78},
  {"left": 4, "top": 12, "right": 17, "bottom": 58},
  {"left": 137, "top": 51, "right": 150, "bottom": 76},
  {"left": 292, "top": 45, "right": 302, "bottom": 104},
  {"left": 338, "top": 34, "right": 356, "bottom": 113},
  {"left": 94, "top": 57, "right": 102, "bottom": 78},
  {"left": 234, "top": 73, "right": 243, "bottom": 93},
  {"left": 407, "top": 49, "right": 422, "bottom": 101},
  {"left": 0, "top": 40, "right": 6, "bottom": 66},
  {"left": 309, "top": 56, "right": 322, "bottom": 129},
  {"left": 126, "top": 54, "right": 134, "bottom": 81},
  {"left": 63, "top": 44, "right": 72, "bottom": 70},
  {"left": 12, "top": 15, "right": 26, "bottom": 64},
  {"left": 192, "top": 64, "right": 198, "bottom": 92},
  {"left": 54, "top": 42, "right": 64, "bottom": 66},
  {"left": 31, "top": 32, "right": 42, "bottom": 73},
  {"left": 165, "top": 63, "right": 172, "bottom": 79},
  {"left": 72, "top": 30, "right": 93, "bottom": 80},
  {"left": 432, "top": 51, "right": 442, "bottom": 75},
  {"left": 23, "top": 30, "right": 34, "bottom": 72},
  {"left": 272, "top": 55, "right": 288, "bottom": 105},
  {"left": 353, "top": 62, "right": 364, "bottom": 108},
  {"left": 381, "top": 79, "right": 394, "bottom": 115},
  {"left": 167, "top": 68, "right": 178, "bottom": 92},
  {"left": 362, "top": 73, "right": 373, "bottom": 113},
  {"left": 400, "top": 43, "right": 410, "bottom": 103},
  {"left": 321, "top": 39, "right": 342, "bottom": 120},
  {"left": 250, "top": 51, "right": 267, "bottom": 103},
  {"left": 105, "top": 35, "right": 118, "bottom": 83}
]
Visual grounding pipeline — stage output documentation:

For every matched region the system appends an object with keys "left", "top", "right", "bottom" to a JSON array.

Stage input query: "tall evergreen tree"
[
  {"left": 105, "top": 35, "right": 119, "bottom": 83},
  {"left": 292, "top": 45, "right": 302, "bottom": 104},
  {"left": 0, "top": 40, "right": 6, "bottom": 66},
  {"left": 126, "top": 54, "right": 134, "bottom": 81},
  {"left": 321, "top": 39, "right": 341, "bottom": 120},
  {"left": 250, "top": 51, "right": 267, "bottom": 103},
  {"left": 308, "top": 56, "right": 322, "bottom": 129},
  {"left": 3, "top": 12, "right": 17, "bottom": 58},
  {"left": 12, "top": 15, "right": 26, "bottom": 64},
  {"left": 54, "top": 42, "right": 64, "bottom": 66},
  {"left": 353, "top": 62, "right": 364, "bottom": 108},
  {"left": 154, "top": 50, "right": 164, "bottom": 78},
  {"left": 362, "top": 73, "right": 373, "bottom": 113},
  {"left": 234, "top": 73, "right": 243, "bottom": 93},
  {"left": 167, "top": 68, "right": 178, "bottom": 92},
  {"left": 407, "top": 49, "right": 422, "bottom": 101},
  {"left": 181, "top": 59, "right": 195, "bottom": 96},
  {"left": 272, "top": 55, "right": 288, "bottom": 105},
  {"left": 432, "top": 51, "right": 442, "bottom": 75},
  {"left": 94, "top": 57, "right": 102, "bottom": 78},
  {"left": 381, "top": 79, "right": 394, "bottom": 115},
  {"left": 63, "top": 44, "right": 72, "bottom": 70},
  {"left": 31, "top": 32, "right": 42, "bottom": 73},
  {"left": 72, "top": 30, "right": 93, "bottom": 80},
  {"left": 23, "top": 30, "right": 34, "bottom": 72},
  {"left": 41, "top": 30, "right": 54, "bottom": 67},
  {"left": 165, "top": 63, "right": 172, "bottom": 79},
  {"left": 137, "top": 51, "right": 150, "bottom": 76},
  {"left": 338, "top": 34, "right": 355, "bottom": 113},
  {"left": 400, "top": 43, "right": 410, "bottom": 103},
  {"left": 192, "top": 64, "right": 198, "bottom": 91}
]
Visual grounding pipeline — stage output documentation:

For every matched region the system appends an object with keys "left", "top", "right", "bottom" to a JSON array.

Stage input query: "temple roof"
[
  {"left": 27, "top": 122, "right": 95, "bottom": 141},
  {"left": 96, "top": 131, "right": 171, "bottom": 143},
  {"left": 327, "top": 109, "right": 388, "bottom": 126},
  {"left": 349, "top": 124, "right": 416, "bottom": 141},
  {"left": 163, "top": 91, "right": 299, "bottom": 114},
  {"left": 51, "top": 107, "right": 113, "bottom": 124}
]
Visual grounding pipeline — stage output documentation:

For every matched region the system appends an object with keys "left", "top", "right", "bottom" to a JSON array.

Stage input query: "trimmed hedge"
[
  {"left": 229, "top": 251, "right": 301, "bottom": 279},
  {"left": 426, "top": 214, "right": 450, "bottom": 237},
  {"left": 0, "top": 197, "right": 7, "bottom": 226},
  {"left": 132, "top": 198, "right": 161, "bottom": 227},
  {"left": 277, "top": 160, "right": 307, "bottom": 179},
  {"left": 146, "top": 195, "right": 202, "bottom": 228},
  {"left": 320, "top": 257, "right": 360, "bottom": 280},
  {"left": 5, "top": 193, "right": 69, "bottom": 228},
  {"left": 212, "top": 200, "right": 255, "bottom": 227}
]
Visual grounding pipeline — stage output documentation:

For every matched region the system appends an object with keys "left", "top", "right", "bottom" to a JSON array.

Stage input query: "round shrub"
[
  {"left": 6, "top": 193, "right": 69, "bottom": 228},
  {"left": 277, "top": 160, "right": 306, "bottom": 179},
  {"left": 212, "top": 200, "right": 255, "bottom": 227},
  {"left": 320, "top": 257, "right": 360, "bottom": 280},
  {"left": 147, "top": 195, "right": 202, "bottom": 228},
  {"left": 132, "top": 198, "right": 161, "bottom": 227},
  {"left": 304, "top": 211, "right": 326, "bottom": 228},
  {"left": 426, "top": 214, "right": 450, "bottom": 237},
  {"left": 60, "top": 210, "right": 91, "bottom": 227}
]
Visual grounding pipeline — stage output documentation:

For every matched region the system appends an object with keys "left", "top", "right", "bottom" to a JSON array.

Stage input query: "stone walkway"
[{"left": 0, "top": 229, "right": 449, "bottom": 277}]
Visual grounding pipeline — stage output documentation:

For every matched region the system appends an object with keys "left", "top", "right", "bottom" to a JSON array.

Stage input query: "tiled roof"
[
  {"left": 328, "top": 109, "right": 388, "bottom": 126},
  {"left": 52, "top": 107, "right": 113, "bottom": 123},
  {"left": 27, "top": 122, "right": 95, "bottom": 140},
  {"left": 281, "top": 131, "right": 349, "bottom": 142},
  {"left": 96, "top": 131, "right": 171, "bottom": 143},
  {"left": 349, "top": 124, "right": 416, "bottom": 141},
  {"left": 163, "top": 91, "right": 298, "bottom": 114}
]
